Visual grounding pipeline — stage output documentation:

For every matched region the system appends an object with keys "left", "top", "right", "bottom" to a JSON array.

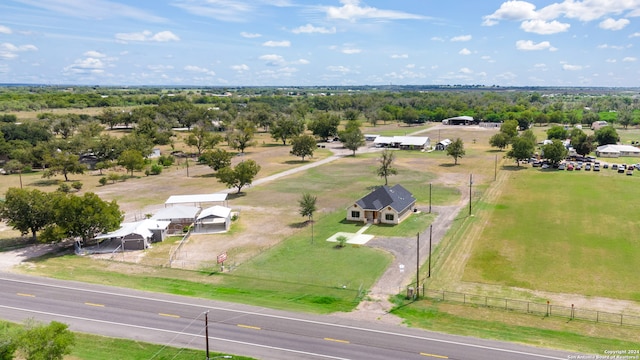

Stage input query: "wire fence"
[{"left": 409, "top": 287, "right": 640, "bottom": 327}]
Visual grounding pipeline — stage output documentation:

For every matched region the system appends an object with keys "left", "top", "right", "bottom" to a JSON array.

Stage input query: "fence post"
[
  {"left": 596, "top": 311, "right": 599, "bottom": 323},
  {"left": 442, "top": 290, "right": 445, "bottom": 301},
  {"left": 621, "top": 314, "right": 623, "bottom": 326},
  {"left": 527, "top": 302, "right": 530, "bottom": 313},
  {"left": 546, "top": 301, "right": 550, "bottom": 317},
  {"left": 463, "top": 293, "right": 466, "bottom": 304},
  {"left": 485, "top": 296, "right": 487, "bottom": 307},
  {"left": 505, "top": 299, "right": 507, "bottom": 310},
  {"left": 571, "top": 304, "right": 574, "bottom": 319}
]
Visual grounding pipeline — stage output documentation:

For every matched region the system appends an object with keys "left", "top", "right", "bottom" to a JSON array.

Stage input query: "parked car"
[
  {"left": 593, "top": 164, "right": 600, "bottom": 171},
  {"left": 603, "top": 163, "right": 609, "bottom": 169},
  {"left": 627, "top": 168, "right": 634, "bottom": 176},
  {"left": 618, "top": 166, "right": 625, "bottom": 173},
  {"left": 585, "top": 163, "right": 591, "bottom": 171},
  {"left": 567, "top": 163, "right": 574, "bottom": 171},
  {"left": 612, "top": 164, "right": 618, "bottom": 170},
  {"left": 532, "top": 161, "right": 542, "bottom": 167},
  {"left": 558, "top": 163, "right": 566, "bottom": 170}
]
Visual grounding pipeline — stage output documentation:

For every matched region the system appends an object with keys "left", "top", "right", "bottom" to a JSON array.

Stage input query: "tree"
[
  {"left": 298, "top": 192, "right": 317, "bottom": 222},
  {"left": 199, "top": 148, "right": 233, "bottom": 171},
  {"left": 118, "top": 149, "right": 145, "bottom": 176},
  {"left": 571, "top": 131, "right": 596, "bottom": 156},
  {"left": 506, "top": 136, "right": 535, "bottom": 166},
  {"left": 446, "top": 138, "right": 466, "bottom": 165},
  {"left": 541, "top": 139, "right": 568, "bottom": 166},
  {"left": 377, "top": 149, "right": 397, "bottom": 185},
  {"left": 594, "top": 125, "right": 620, "bottom": 145},
  {"left": 0, "top": 188, "right": 55, "bottom": 240},
  {"left": 217, "top": 160, "right": 261, "bottom": 194},
  {"left": 15, "top": 320, "right": 75, "bottom": 360},
  {"left": 500, "top": 119, "right": 518, "bottom": 139},
  {"left": 546, "top": 125, "right": 568, "bottom": 140},
  {"left": 54, "top": 192, "right": 123, "bottom": 243},
  {"left": 269, "top": 116, "right": 305, "bottom": 145},
  {"left": 227, "top": 118, "right": 256, "bottom": 153},
  {"left": 307, "top": 112, "right": 340, "bottom": 141},
  {"left": 289, "top": 134, "right": 316, "bottom": 161},
  {"left": 489, "top": 132, "right": 510, "bottom": 151},
  {"left": 185, "top": 127, "right": 223, "bottom": 156},
  {"left": 43, "top": 151, "right": 86, "bottom": 182},
  {"left": 340, "top": 127, "right": 365, "bottom": 156}
]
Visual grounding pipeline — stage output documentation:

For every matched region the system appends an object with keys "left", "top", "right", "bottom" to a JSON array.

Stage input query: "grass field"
[{"left": 463, "top": 168, "right": 640, "bottom": 301}]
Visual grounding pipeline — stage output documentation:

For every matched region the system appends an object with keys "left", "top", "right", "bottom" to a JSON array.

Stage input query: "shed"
[
  {"left": 165, "top": 193, "right": 228, "bottom": 207},
  {"left": 435, "top": 139, "right": 452, "bottom": 150},
  {"left": 442, "top": 116, "right": 475, "bottom": 125},
  {"left": 194, "top": 205, "right": 232, "bottom": 233},
  {"left": 94, "top": 219, "right": 170, "bottom": 251},
  {"left": 150, "top": 205, "right": 200, "bottom": 234}
]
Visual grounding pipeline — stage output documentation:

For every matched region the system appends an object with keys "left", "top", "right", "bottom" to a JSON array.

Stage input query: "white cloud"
[
  {"left": 293, "top": 58, "right": 310, "bottom": 65},
  {"left": 327, "top": 65, "right": 351, "bottom": 73},
  {"left": 14, "top": 0, "right": 166, "bottom": 23},
  {"left": 115, "top": 30, "right": 179, "bottom": 43},
  {"left": 520, "top": 19, "right": 570, "bottom": 34},
  {"left": 451, "top": 35, "right": 472, "bottom": 42},
  {"left": 622, "top": 57, "right": 637, "bottom": 62},
  {"left": 0, "top": 25, "right": 12, "bottom": 34},
  {"left": 231, "top": 64, "right": 249, "bottom": 72},
  {"left": 241, "top": 32, "right": 262, "bottom": 38},
  {"left": 259, "top": 54, "right": 285, "bottom": 66},
  {"left": 292, "top": 24, "right": 336, "bottom": 34},
  {"left": 184, "top": 65, "right": 215, "bottom": 75},
  {"left": 598, "top": 44, "right": 625, "bottom": 50},
  {"left": 599, "top": 18, "right": 629, "bottom": 31},
  {"left": 148, "top": 64, "right": 174, "bottom": 72},
  {"left": 262, "top": 40, "right": 291, "bottom": 47},
  {"left": 172, "top": 0, "right": 254, "bottom": 22},
  {"left": 459, "top": 67, "right": 473, "bottom": 74},
  {"left": 342, "top": 47, "right": 361, "bottom": 54},
  {"left": 516, "top": 40, "right": 556, "bottom": 51},
  {"left": 483, "top": 0, "right": 538, "bottom": 26},
  {"left": 562, "top": 63, "right": 583, "bottom": 71},
  {"left": 606, "top": 58, "right": 617, "bottom": 63},
  {"left": 391, "top": 54, "right": 409, "bottom": 59},
  {"left": 323, "top": 0, "right": 426, "bottom": 22},
  {"left": 459, "top": 48, "right": 471, "bottom": 55},
  {"left": 0, "top": 42, "right": 38, "bottom": 59},
  {"left": 431, "top": 36, "right": 445, "bottom": 42},
  {"left": 406, "top": 64, "right": 415, "bottom": 69},
  {"left": 64, "top": 57, "right": 106, "bottom": 74},
  {"left": 630, "top": 32, "right": 640, "bottom": 38},
  {"left": 84, "top": 50, "right": 106, "bottom": 58}
]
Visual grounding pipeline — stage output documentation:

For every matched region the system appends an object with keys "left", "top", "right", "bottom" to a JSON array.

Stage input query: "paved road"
[{"left": 0, "top": 273, "right": 577, "bottom": 360}]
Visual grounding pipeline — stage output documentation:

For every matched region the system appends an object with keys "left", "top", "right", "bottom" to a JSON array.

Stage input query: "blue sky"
[{"left": 1, "top": 0, "right": 639, "bottom": 87}]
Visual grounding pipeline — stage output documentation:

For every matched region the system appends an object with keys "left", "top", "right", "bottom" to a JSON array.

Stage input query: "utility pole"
[
  {"left": 186, "top": 158, "right": 190, "bottom": 177},
  {"left": 429, "top": 183, "right": 432, "bottom": 213},
  {"left": 205, "top": 311, "right": 210, "bottom": 360},
  {"left": 428, "top": 224, "right": 432, "bottom": 278},
  {"left": 416, "top": 232, "right": 420, "bottom": 299},
  {"left": 468, "top": 174, "right": 473, "bottom": 217},
  {"left": 494, "top": 154, "right": 497, "bottom": 181}
]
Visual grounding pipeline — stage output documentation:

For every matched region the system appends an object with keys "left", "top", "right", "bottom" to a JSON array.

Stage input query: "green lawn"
[{"left": 464, "top": 168, "right": 640, "bottom": 300}]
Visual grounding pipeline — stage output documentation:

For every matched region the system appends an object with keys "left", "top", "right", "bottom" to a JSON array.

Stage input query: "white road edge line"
[
  {"left": 0, "top": 304, "right": 349, "bottom": 360},
  {"left": 0, "top": 276, "right": 568, "bottom": 359}
]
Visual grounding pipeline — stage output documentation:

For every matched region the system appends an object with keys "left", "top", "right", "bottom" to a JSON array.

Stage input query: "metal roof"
[
  {"left": 165, "top": 193, "right": 227, "bottom": 205},
  {"left": 95, "top": 219, "right": 170, "bottom": 240},
  {"left": 197, "top": 205, "right": 231, "bottom": 221},
  {"left": 150, "top": 205, "right": 200, "bottom": 220}
]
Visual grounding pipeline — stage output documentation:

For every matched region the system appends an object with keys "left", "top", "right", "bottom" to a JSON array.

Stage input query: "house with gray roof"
[{"left": 346, "top": 184, "right": 416, "bottom": 225}]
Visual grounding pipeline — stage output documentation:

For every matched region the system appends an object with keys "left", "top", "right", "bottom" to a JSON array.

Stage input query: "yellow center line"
[
  {"left": 17, "top": 293, "right": 35, "bottom": 297},
  {"left": 237, "top": 324, "right": 261, "bottom": 330},
  {"left": 420, "top": 352, "right": 448, "bottom": 359},
  {"left": 324, "top": 338, "right": 350, "bottom": 344},
  {"left": 84, "top": 302, "right": 105, "bottom": 307},
  {"left": 159, "top": 313, "right": 180, "bottom": 318}
]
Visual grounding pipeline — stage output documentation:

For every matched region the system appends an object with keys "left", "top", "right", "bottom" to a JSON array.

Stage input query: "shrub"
[
  {"left": 158, "top": 155, "right": 175, "bottom": 167},
  {"left": 57, "top": 183, "right": 70, "bottom": 193},
  {"left": 336, "top": 235, "right": 348, "bottom": 248},
  {"left": 148, "top": 163, "right": 163, "bottom": 175},
  {"left": 71, "top": 181, "right": 82, "bottom": 191},
  {"left": 99, "top": 177, "right": 108, "bottom": 186}
]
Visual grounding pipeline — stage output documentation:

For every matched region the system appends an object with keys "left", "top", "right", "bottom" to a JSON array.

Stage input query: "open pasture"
[{"left": 464, "top": 167, "right": 640, "bottom": 301}]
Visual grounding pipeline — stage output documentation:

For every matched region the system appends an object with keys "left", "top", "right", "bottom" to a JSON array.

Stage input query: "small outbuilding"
[
  {"left": 373, "top": 136, "right": 430, "bottom": 150},
  {"left": 596, "top": 144, "right": 640, "bottom": 158},
  {"left": 150, "top": 205, "right": 200, "bottom": 234},
  {"left": 346, "top": 184, "right": 416, "bottom": 225},
  {"left": 94, "top": 219, "right": 171, "bottom": 251},
  {"left": 435, "top": 139, "right": 452, "bottom": 150},
  {"left": 194, "top": 205, "right": 232, "bottom": 233},
  {"left": 442, "top": 116, "right": 475, "bottom": 125}
]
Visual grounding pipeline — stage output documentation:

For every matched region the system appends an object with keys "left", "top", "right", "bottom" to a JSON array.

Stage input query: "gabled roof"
[
  {"left": 95, "top": 219, "right": 170, "bottom": 240},
  {"left": 197, "top": 205, "right": 231, "bottom": 221},
  {"left": 373, "top": 136, "right": 429, "bottom": 146},
  {"left": 437, "top": 139, "right": 452, "bottom": 146},
  {"left": 355, "top": 184, "right": 416, "bottom": 213},
  {"left": 151, "top": 205, "right": 200, "bottom": 220},
  {"left": 165, "top": 193, "right": 227, "bottom": 205},
  {"left": 597, "top": 144, "right": 640, "bottom": 153}
]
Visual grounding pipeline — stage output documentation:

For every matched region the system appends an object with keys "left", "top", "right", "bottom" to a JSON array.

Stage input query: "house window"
[
  {"left": 385, "top": 214, "right": 394, "bottom": 221},
  {"left": 351, "top": 211, "right": 360, "bottom": 218}
]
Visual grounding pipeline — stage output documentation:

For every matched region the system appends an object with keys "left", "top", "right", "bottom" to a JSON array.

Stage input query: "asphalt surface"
[{"left": 0, "top": 273, "right": 579, "bottom": 360}]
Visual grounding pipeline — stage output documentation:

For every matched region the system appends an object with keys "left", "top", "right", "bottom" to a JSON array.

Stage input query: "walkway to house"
[{"left": 326, "top": 223, "right": 374, "bottom": 245}]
